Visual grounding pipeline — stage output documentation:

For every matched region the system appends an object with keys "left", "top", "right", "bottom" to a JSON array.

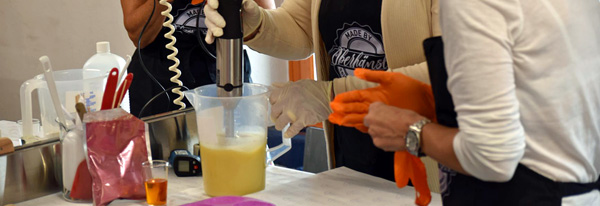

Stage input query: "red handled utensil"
[
  {"left": 112, "top": 73, "right": 133, "bottom": 109},
  {"left": 100, "top": 68, "right": 119, "bottom": 110},
  {"left": 70, "top": 160, "right": 93, "bottom": 200}
]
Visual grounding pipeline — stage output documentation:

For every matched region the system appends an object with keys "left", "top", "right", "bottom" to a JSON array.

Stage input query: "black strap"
[
  {"left": 559, "top": 179, "right": 600, "bottom": 197},
  {"left": 423, "top": 36, "right": 458, "bottom": 128},
  {"left": 517, "top": 164, "right": 600, "bottom": 197}
]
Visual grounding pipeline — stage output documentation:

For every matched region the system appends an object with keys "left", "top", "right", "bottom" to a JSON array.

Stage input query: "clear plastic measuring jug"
[
  {"left": 20, "top": 69, "right": 105, "bottom": 139},
  {"left": 183, "top": 83, "right": 291, "bottom": 197}
]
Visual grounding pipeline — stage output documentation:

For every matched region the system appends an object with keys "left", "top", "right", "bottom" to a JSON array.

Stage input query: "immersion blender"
[{"left": 216, "top": 0, "right": 244, "bottom": 138}]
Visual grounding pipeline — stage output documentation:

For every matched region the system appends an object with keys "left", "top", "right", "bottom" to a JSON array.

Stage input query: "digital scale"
[{"left": 169, "top": 149, "right": 202, "bottom": 177}]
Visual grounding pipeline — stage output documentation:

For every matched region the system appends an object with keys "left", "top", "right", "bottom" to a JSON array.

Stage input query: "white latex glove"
[
  {"left": 270, "top": 80, "right": 333, "bottom": 138},
  {"left": 204, "top": 0, "right": 263, "bottom": 44}
]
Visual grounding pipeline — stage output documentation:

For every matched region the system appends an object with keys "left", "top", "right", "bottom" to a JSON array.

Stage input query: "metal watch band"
[{"left": 407, "top": 118, "right": 431, "bottom": 156}]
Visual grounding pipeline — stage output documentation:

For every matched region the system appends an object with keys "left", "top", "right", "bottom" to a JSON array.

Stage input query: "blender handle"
[
  {"left": 266, "top": 124, "right": 292, "bottom": 165},
  {"left": 217, "top": 0, "right": 243, "bottom": 39},
  {"left": 19, "top": 78, "right": 44, "bottom": 139}
]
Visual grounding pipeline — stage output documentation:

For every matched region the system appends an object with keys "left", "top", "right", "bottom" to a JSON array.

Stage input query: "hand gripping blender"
[{"left": 216, "top": 0, "right": 244, "bottom": 138}]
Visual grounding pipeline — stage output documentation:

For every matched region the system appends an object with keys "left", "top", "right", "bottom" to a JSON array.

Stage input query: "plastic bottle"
[
  {"left": 82, "top": 41, "right": 128, "bottom": 112},
  {"left": 83, "top": 41, "right": 126, "bottom": 79}
]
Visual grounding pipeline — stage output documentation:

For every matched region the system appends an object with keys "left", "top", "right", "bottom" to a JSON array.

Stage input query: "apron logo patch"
[
  {"left": 329, "top": 22, "right": 387, "bottom": 77},
  {"left": 173, "top": 4, "right": 206, "bottom": 35}
]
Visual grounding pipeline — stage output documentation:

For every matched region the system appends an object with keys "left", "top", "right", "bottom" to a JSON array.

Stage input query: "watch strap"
[{"left": 407, "top": 118, "right": 431, "bottom": 156}]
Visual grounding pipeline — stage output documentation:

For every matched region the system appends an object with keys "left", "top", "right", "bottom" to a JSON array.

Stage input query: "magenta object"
[
  {"left": 84, "top": 108, "right": 148, "bottom": 206},
  {"left": 182, "top": 196, "right": 275, "bottom": 206}
]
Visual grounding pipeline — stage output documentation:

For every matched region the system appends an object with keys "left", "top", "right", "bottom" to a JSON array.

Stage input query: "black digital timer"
[{"left": 168, "top": 149, "right": 202, "bottom": 177}]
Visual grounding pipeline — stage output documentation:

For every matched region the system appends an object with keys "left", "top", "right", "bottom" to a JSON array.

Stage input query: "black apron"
[
  {"left": 318, "top": 0, "right": 395, "bottom": 182},
  {"left": 128, "top": 0, "right": 252, "bottom": 118},
  {"left": 423, "top": 36, "right": 600, "bottom": 205}
]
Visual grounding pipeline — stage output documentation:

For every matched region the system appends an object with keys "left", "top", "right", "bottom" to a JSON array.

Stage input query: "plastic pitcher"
[
  {"left": 183, "top": 83, "right": 291, "bottom": 197},
  {"left": 20, "top": 69, "right": 105, "bottom": 139}
]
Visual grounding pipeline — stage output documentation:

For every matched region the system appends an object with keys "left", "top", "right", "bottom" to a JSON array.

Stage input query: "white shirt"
[{"left": 440, "top": 0, "right": 600, "bottom": 204}]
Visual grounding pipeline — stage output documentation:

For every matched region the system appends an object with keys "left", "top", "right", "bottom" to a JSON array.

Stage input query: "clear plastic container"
[
  {"left": 83, "top": 41, "right": 125, "bottom": 78},
  {"left": 183, "top": 83, "right": 291, "bottom": 197},
  {"left": 20, "top": 69, "right": 105, "bottom": 139},
  {"left": 19, "top": 69, "right": 105, "bottom": 202},
  {"left": 82, "top": 41, "right": 127, "bottom": 112}
]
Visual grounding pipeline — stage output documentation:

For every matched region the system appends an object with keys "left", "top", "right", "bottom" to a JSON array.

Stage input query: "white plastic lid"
[{"left": 96, "top": 41, "right": 110, "bottom": 53}]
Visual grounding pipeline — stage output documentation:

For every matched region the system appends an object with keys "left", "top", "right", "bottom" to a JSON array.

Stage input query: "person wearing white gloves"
[
  {"left": 350, "top": 0, "right": 600, "bottom": 205},
  {"left": 205, "top": 0, "right": 441, "bottom": 184},
  {"left": 120, "top": 0, "right": 274, "bottom": 117}
]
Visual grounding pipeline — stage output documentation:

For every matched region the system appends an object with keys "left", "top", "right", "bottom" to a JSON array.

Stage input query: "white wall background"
[
  {"left": 0, "top": 1, "right": 134, "bottom": 121},
  {"left": 247, "top": 47, "right": 288, "bottom": 86},
  {"left": 0, "top": 0, "right": 288, "bottom": 121}
]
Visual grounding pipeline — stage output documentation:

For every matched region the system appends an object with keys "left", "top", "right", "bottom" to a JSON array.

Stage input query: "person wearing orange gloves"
[
  {"left": 203, "top": 0, "right": 442, "bottom": 189},
  {"left": 330, "top": 0, "right": 600, "bottom": 205},
  {"left": 329, "top": 68, "right": 436, "bottom": 206}
]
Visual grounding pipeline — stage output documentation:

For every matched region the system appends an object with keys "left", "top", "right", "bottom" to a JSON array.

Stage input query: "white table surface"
[{"left": 16, "top": 166, "right": 441, "bottom": 206}]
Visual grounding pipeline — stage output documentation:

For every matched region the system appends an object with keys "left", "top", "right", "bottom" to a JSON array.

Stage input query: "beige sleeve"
[
  {"left": 244, "top": 0, "right": 314, "bottom": 60},
  {"left": 388, "top": 62, "right": 431, "bottom": 84},
  {"left": 431, "top": 0, "right": 442, "bottom": 37},
  {"left": 332, "top": 62, "right": 431, "bottom": 96},
  {"left": 332, "top": 75, "right": 377, "bottom": 97}
]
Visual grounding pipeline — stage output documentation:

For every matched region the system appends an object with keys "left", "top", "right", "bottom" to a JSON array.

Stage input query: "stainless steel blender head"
[{"left": 216, "top": 39, "right": 243, "bottom": 97}]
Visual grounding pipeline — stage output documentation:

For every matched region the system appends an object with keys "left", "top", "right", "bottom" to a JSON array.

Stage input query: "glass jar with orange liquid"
[{"left": 142, "top": 160, "right": 169, "bottom": 205}]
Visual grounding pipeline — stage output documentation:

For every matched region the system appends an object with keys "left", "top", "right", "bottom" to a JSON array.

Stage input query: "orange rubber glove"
[
  {"left": 328, "top": 68, "right": 435, "bottom": 206},
  {"left": 396, "top": 151, "right": 432, "bottom": 206},
  {"left": 192, "top": 0, "right": 205, "bottom": 5},
  {"left": 329, "top": 68, "right": 436, "bottom": 132}
]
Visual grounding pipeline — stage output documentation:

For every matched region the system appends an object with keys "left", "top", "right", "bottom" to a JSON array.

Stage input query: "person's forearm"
[
  {"left": 420, "top": 123, "right": 469, "bottom": 175},
  {"left": 243, "top": 0, "right": 275, "bottom": 41},
  {"left": 243, "top": 0, "right": 314, "bottom": 60},
  {"left": 331, "top": 62, "right": 431, "bottom": 98},
  {"left": 388, "top": 62, "right": 430, "bottom": 84},
  {"left": 121, "top": 0, "right": 168, "bottom": 48}
]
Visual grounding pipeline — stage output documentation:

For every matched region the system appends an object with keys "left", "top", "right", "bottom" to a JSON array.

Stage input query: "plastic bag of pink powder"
[{"left": 83, "top": 108, "right": 148, "bottom": 206}]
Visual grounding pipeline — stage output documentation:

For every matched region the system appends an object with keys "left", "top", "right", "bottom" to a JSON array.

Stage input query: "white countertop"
[{"left": 17, "top": 166, "right": 442, "bottom": 206}]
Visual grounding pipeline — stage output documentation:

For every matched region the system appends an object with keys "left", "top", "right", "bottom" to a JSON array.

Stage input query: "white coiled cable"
[{"left": 159, "top": 0, "right": 186, "bottom": 110}]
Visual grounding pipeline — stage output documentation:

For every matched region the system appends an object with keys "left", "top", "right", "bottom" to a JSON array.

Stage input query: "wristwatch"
[{"left": 405, "top": 118, "right": 431, "bottom": 157}]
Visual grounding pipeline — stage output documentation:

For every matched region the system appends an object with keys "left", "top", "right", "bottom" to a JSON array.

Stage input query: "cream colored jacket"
[{"left": 245, "top": 0, "right": 441, "bottom": 192}]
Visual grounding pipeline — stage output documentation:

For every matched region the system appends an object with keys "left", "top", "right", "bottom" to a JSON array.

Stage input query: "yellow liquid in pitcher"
[{"left": 200, "top": 133, "right": 266, "bottom": 197}]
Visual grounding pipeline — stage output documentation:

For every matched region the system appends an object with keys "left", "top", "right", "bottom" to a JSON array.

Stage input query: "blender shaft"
[
  {"left": 216, "top": 38, "right": 243, "bottom": 97},
  {"left": 215, "top": 0, "right": 244, "bottom": 138}
]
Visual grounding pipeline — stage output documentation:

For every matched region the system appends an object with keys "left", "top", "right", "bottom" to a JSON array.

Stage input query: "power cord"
[
  {"left": 136, "top": 0, "right": 214, "bottom": 117},
  {"left": 159, "top": 0, "right": 187, "bottom": 110},
  {"left": 137, "top": 0, "right": 172, "bottom": 115},
  {"left": 139, "top": 85, "right": 190, "bottom": 118}
]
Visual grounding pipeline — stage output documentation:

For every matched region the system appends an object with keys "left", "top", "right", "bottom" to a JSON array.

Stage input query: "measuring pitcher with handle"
[
  {"left": 20, "top": 69, "right": 105, "bottom": 139},
  {"left": 184, "top": 83, "right": 292, "bottom": 197}
]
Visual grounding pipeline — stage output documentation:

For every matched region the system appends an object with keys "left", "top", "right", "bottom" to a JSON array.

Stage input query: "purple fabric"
[{"left": 182, "top": 196, "right": 275, "bottom": 206}]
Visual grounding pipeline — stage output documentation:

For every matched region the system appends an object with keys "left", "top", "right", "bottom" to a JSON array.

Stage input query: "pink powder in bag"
[{"left": 84, "top": 108, "right": 148, "bottom": 206}]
